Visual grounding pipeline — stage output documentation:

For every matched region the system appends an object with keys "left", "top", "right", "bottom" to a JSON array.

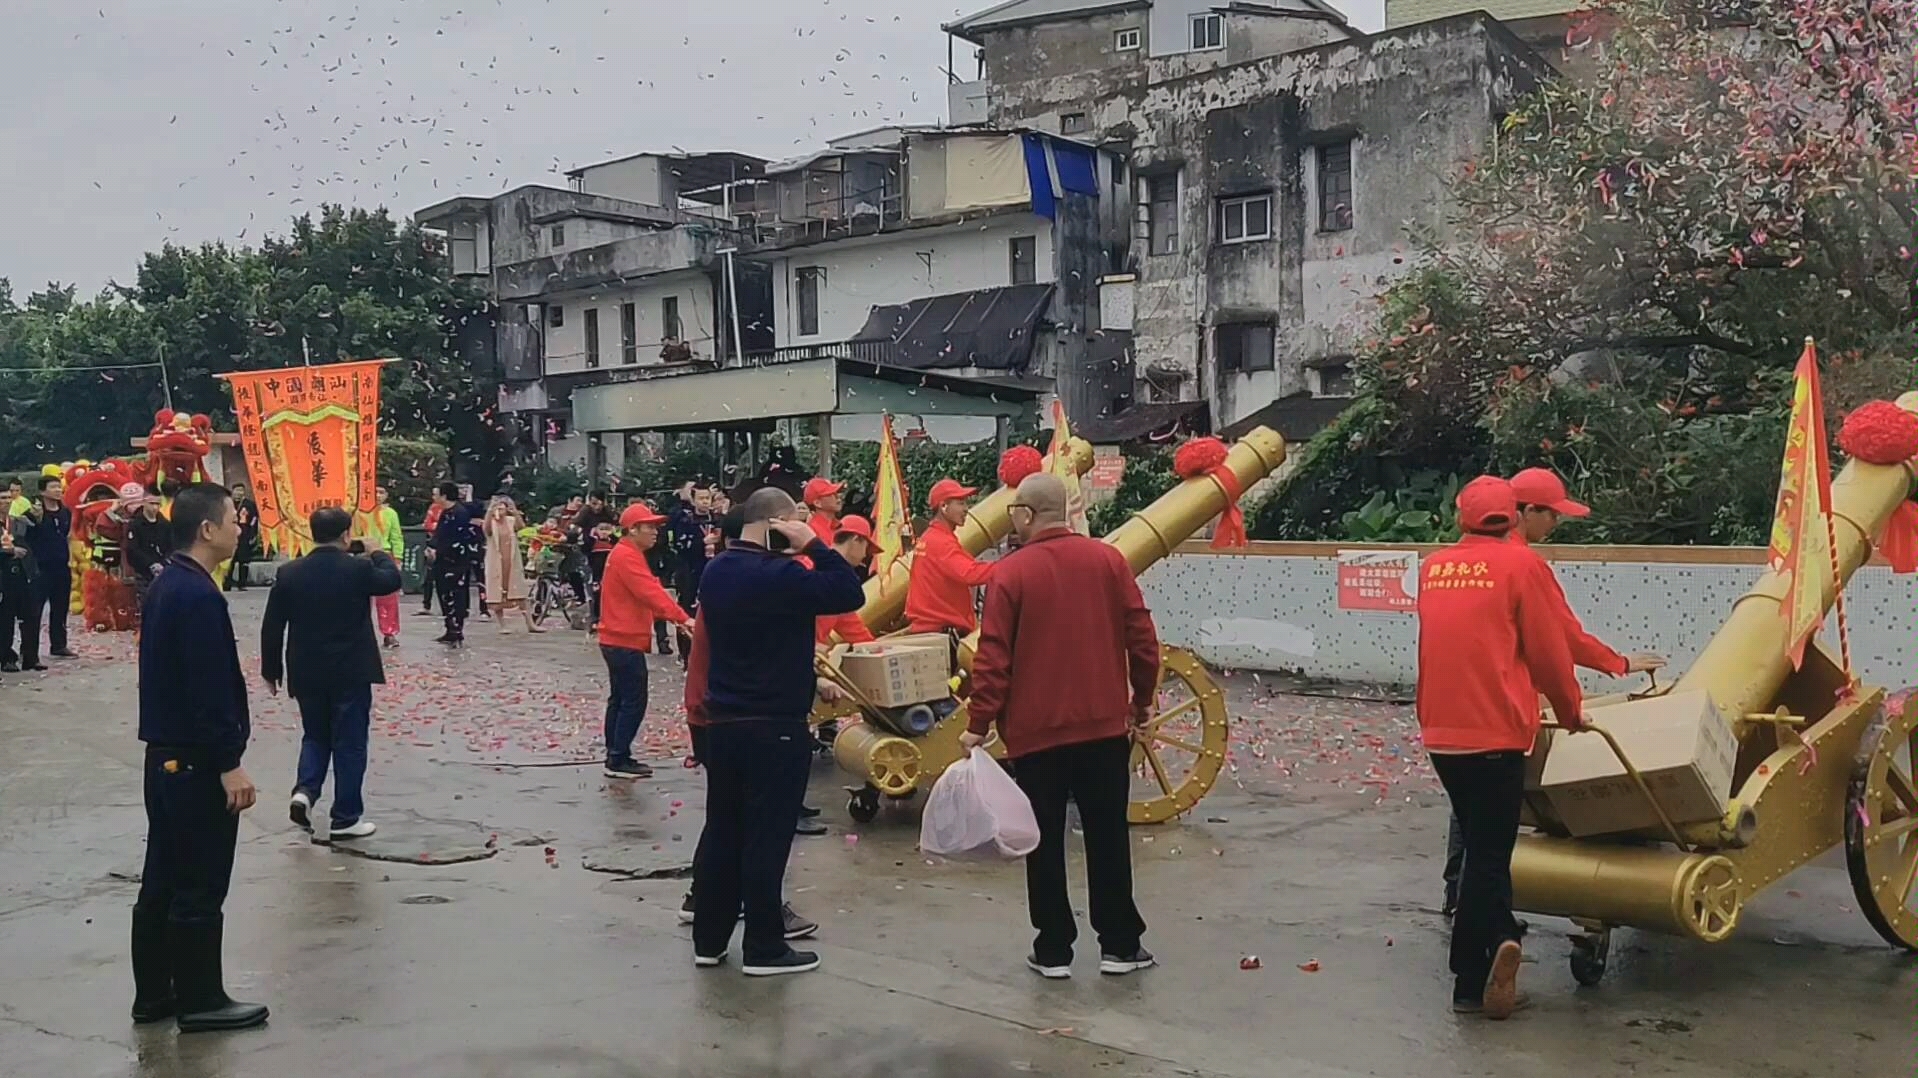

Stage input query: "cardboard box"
[
  {"left": 1536, "top": 691, "right": 1738, "bottom": 838},
  {"left": 839, "top": 641, "right": 951, "bottom": 707},
  {"left": 1518, "top": 726, "right": 1560, "bottom": 830}
]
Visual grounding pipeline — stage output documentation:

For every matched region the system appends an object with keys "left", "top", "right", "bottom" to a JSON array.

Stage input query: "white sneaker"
[
  {"left": 693, "top": 951, "right": 727, "bottom": 968},
  {"left": 1026, "top": 956, "right": 1072, "bottom": 980},
  {"left": 288, "top": 792, "right": 313, "bottom": 830},
  {"left": 330, "top": 820, "right": 377, "bottom": 840}
]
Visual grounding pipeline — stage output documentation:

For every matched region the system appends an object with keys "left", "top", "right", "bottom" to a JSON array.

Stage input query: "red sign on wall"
[
  {"left": 1336, "top": 549, "right": 1419, "bottom": 612},
  {"left": 1086, "top": 453, "right": 1126, "bottom": 491}
]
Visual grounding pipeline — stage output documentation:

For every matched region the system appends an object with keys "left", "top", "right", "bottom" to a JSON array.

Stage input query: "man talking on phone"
[
  {"left": 690, "top": 488, "right": 864, "bottom": 976},
  {"left": 261, "top": 507, "right": 404, "bottom": 842}
]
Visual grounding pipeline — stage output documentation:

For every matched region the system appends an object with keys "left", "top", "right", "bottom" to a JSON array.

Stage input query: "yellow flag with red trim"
[
  {"left": 1045, "top": 399, "right": 1090, "bottom": 535},
  {"left": 871, "top": 413, "right": 912, "bottom": 581},
  {"left": 1767, "top": 339, "right": 1841, "bottom": 671}
]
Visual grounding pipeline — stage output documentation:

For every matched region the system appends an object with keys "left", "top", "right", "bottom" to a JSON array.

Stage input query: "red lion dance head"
[
  {"left": 62, "top": 458, "right": 146, "bottom": 632},
  {"left": 144, "top": 409, "right": 215, "bottom": 495}
]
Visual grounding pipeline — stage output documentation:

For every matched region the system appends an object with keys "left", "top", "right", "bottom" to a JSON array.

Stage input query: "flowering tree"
[{"left": 1261, "top": 0, "right": 1917, "bottom": 543}]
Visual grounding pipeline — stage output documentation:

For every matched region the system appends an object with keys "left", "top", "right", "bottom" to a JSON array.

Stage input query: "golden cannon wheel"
[
  {"left": 1845, "top": 693, "right": 1918, "bottom": 951},
  {"left": 1129, "top": 645, "right": 1231, "bottom": 824}
]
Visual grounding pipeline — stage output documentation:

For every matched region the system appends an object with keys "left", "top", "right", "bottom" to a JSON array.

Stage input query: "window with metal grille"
[
  {"left": 583, "top": 308, "right": 600, "bottom": 368},
  {"left": 1216, "top": 324, "right": 1275, "bottom": 374},
  {"left": 620, "top": 303, "right": 637, "bottom": 364},
  {"left": 1009, "top": 236, "right": 1037, "bottom": 285},
  {"left": 1318, "top": 141, "right": 1354, "bottom": 232}
]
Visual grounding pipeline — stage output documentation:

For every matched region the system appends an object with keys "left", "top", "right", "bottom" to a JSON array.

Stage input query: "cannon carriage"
[
  {"left": 812, "top": 428, "right": 1287, "bottom": 824},
  {"left": 1513, "top": 394, "right": 1918, "bottom": 984}
]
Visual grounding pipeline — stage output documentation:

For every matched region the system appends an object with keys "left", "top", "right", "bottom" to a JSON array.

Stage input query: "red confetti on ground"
[
  {"left": 1297, "top": 959, "right": 1321, "bottom": 973},
  {"left": 1239, "top": 955, "right": 1262, "bottom": 970}
]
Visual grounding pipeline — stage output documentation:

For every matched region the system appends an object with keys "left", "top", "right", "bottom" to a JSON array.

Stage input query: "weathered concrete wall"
[
  {"left": 1122, "top": 18, "right": 1548, "bottom": 425},
  {"left": 541, "top": 269, "right": 718, "bottom": 375},
  {"left": 483, "top": 186, "right": 680, "bottom": 267},
  {"left": 493, "top": 228, "right": 719, "bottom": 302},
  {"left": 978, "top": 11, "right": 1152, "bottom": 134},
  {"left": 1140, "top": 544, "right": 1918, "bottom": 690}
]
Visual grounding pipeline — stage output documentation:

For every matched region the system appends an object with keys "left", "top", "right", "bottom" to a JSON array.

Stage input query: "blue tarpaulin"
[{"left": 1023, "top": 134, "right": 1100, "bottom": 220}]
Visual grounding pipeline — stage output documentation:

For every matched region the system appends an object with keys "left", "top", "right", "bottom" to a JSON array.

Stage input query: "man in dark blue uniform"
[
  {"left": 130, "top": 482, "right": 269, "bottom": 1033},
  {"left": 426, "top": 482, "right": 482, "bottom": 645},
  {"left": 19, "top": 475, "right": 76, "bottom": 665}
]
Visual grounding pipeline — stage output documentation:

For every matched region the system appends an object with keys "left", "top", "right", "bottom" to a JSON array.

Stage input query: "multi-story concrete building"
[{"left": 944, "top": 2, "right": 1551, "bottom": 440}]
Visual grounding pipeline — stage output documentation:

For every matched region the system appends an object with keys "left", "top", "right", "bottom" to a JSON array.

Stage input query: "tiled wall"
[{"left": 1138, "top": 547, "right": 1918, "bottom": 691}]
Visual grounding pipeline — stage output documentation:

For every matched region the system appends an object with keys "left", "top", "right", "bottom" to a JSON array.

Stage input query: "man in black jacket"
[
  {"left": 19, "top": 475, "right": 75, "bottom": 663},
  {"left": 262, "top": 507, "right": 403, "bottom": 841},
  {"left": 691, "top": 488, "right": 865, "bottom": 977},
  {"left": 132, "top": 482, "right": 267, "bottom": 1034},
  {"left": 0, "top": 512, "right": 36, "bottom": 674},
  {"left": 426, "top": 482, "right": 482, "bottom": 644},
  {"left": 126, "top": 489, "right": 173, "bottom": 614}
]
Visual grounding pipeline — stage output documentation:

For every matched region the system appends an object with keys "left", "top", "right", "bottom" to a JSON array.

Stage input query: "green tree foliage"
[
  {"left": 1256, "top": 0, "right": 1916, "bottom": 545},
  {"left": 0, "top": 206, "right": 503, "bottom": 475}
]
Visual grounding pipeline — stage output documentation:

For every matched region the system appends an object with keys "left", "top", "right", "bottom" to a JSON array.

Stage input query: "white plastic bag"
[{"left": 919, "top": 747, "right": 1041, "bottom": 861}]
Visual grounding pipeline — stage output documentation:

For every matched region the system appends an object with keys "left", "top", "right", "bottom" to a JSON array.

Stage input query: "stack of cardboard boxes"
[{"left": 837, "top": 633, "right": 952, "bottom": 707}]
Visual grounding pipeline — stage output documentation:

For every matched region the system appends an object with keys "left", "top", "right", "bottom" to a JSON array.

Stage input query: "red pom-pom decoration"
[
  {"left": 1174, "top": 436, "right": 1229, "bottom": 480},
  {"left": 1839, "top": 401, "right": 1918, "bottom": 465},
  {"left": 998, "top": 444, "right": 1044, "bottom": 487},
  {"left": 153, "top": 408, "right": 176, "bottom": 428}
]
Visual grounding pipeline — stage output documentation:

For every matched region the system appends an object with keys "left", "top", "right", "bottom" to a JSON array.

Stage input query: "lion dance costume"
[{"left": 55, "top": 410, "right": 217, "bottom": 632}]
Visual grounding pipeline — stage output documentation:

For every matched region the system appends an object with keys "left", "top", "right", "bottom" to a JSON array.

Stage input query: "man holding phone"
[{"left": 261, "top": 507, "right": 404, "bottom": 841}]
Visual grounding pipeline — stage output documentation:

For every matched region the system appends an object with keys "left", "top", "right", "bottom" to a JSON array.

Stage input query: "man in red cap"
[
  {"left": 1417, "top": 475, "right": 1584, "bottom": 1020},
  {"left": 1435, "top": 468, "right": 1667, "bottom": 916},
  {"left": 816, "top": 515, "right": 876, "bottom": 647},
  {"left": 597, "top": 502, "right": 692, "bottom": 779},
  {"left": 802, "top": 477, "right": 846, "bottom": 546},
  {"left": 906, "top": 478, "right": 995, "bottom": 635}
]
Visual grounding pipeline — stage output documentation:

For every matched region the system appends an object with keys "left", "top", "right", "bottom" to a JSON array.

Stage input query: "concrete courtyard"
[{"left": 0, "top": 592, "right": 1908, "bottom": 1078}]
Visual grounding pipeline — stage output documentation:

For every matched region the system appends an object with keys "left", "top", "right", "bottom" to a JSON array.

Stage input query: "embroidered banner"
[{"left": 219, "top": 360, "right": 388, "bottom": 557}]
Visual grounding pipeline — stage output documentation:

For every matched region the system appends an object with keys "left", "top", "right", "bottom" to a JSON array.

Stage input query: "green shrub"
[{"left": 376, "top": 438, "right": 449, "bottom": 523}]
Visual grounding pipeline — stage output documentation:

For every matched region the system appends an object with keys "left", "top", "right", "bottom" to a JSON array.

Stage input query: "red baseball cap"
[
  {"left": 1456, "top": 476, "right": 1519, "bottom": 533},
  {"left": 802, "top": 477, "right": 845, "bottom": 504},
  {"left": 619, "top": 503, "right": 667, "bottom": 529},
  {"left": 927, "top": 478, "right": 977, "bottom": 508},
  {"left": 1509, "top": 467, "right": 1590, "bottom": 518},
  {"left": 834, "top": 515, "right": 874, "bottom": 542}
]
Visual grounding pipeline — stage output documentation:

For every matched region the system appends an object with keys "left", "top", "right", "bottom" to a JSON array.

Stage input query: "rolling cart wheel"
[
  {"left": 1569, "top": 930, "right": 1611, "bottom": 987},
  {"left": 847, "top": 785, "right": 881, "bottom": 824}
]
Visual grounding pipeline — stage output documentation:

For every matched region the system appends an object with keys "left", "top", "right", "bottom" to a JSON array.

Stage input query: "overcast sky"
[{"left": 2, "top": 0, "right": 1383, "bottom": 294}]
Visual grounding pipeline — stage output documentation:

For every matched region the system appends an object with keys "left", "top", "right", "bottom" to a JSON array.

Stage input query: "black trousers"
[
  {"left": 134, "top": 748, "right": 240, "bottom": 927},
  {"left": 1430, "top": 751, "right": 1526, "bottom": 997},
  {"left": 434, "top": 561, "right": 471, "bottom": 636},
  {"left": 33, "top": 570, "right": 67, "bottom": 656},
  {"left": 588, "top": 551, "right": 609, "bottom": 622},
  {"left": 691, "top": 719, "right": 812, "bottom": 963},
  {"left": 1014, "top": 735, "right": 1145, "bottom": 964},
  {"left": 0, "top": 582, "right": 27, "bottom": 663}
]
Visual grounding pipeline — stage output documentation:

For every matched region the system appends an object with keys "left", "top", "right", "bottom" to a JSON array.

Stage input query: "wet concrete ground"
[{"left": 0, "top": 593, "right": 1909, "bottom": 1078}]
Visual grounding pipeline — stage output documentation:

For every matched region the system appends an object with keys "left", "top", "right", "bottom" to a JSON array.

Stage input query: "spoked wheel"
[
  {"left": 529, "top": 580, "right": 554, "bottom": 628},
  {"left": 1128, "top": 645, "right": 1231, "bottom": 824},
  {"left": 1844, "top": 695, "right": 1918, "bottom": 951}
]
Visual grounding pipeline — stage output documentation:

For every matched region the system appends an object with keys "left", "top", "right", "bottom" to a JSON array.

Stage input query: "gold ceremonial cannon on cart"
[
  {"left": 1512, "top": 392, "right": 1918, "bottom": 985},
  {"left": 817, "top": 427, "right": 1288, "bottom": 824}
]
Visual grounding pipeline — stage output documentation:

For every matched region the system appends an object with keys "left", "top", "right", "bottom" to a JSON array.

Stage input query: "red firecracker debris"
[{"left": 1239, "top": 955, "right": 1262, "bottom": 970}]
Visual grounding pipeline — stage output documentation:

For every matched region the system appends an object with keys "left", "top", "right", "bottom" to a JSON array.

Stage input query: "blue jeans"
[
  {"left": 294, "top": 686, "right": 374, "bottom": 827},
  {"left": 601, "top": 644, "right": 650, "bottom": 765}
]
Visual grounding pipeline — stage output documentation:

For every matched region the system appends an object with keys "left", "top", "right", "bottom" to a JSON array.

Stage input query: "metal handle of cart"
[{"left": 1540, "top": 719, "right": 1694, "bottom": 852}]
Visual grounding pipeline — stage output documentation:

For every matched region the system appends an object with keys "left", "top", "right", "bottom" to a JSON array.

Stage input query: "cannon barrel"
[
  {"left": 955, "top": 426, "right": 1288, "bottom": 669},
  {"left": 1673, "top": 401, "right": 1918, "bottom": 719},
  {"left": 855, "top": 438, "right": 1095, "bottom": 636}
]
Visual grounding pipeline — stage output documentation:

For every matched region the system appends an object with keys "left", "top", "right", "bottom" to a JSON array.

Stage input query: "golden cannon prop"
[
  {"left": 812, "top": 428, "right": 1288, "bottom": 824},
  {"left": 1512, "top": 394, "right": 1918, "bottom": 985}
]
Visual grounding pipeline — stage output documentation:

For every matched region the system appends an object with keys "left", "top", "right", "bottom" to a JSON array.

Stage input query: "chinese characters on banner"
[
  {"left": 1336, "top": 549, "right": 1418, "bottom": 612},
  {"left": 218, "top": 359, "right": 388, "bottom": 557},
  {"left": 1766, "top": 339, "right": 1842, "bottom": 671}
]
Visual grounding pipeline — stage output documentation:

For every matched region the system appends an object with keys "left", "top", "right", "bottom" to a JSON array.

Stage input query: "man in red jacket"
[
  {"left": 802, "top": 477, "right": 845, "bottom": 546},
  {"left": 598, "top": 503, "right": 691, "bottom": 780},
  {"left": 1436, "top": 468, "right": 1669, "bottom": 915},
  {"left": 962, "top": 473, "right": 1159, "bottom": 980},
  {"left": 814, "top": 515, "right": 875, "bottom": 647},
  {"left": 1417, "top": 476, "right": 1585, "bottom": 1020},
  {"left": 906, "top": 478, "right": 994, "bottom": 635}
]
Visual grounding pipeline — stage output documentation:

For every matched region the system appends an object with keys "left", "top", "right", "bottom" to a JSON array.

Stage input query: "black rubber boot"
[
  {"left": 170, "top": 921, "right": 269, "bottom": 1033},
  {"left": 130, "top": 904, "right": 175, "bottom": 1024}
]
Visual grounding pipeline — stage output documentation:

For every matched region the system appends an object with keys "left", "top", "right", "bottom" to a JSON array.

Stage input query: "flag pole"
[{"left": 1809, "top": 337, "right": 1856, "bottom": 683}]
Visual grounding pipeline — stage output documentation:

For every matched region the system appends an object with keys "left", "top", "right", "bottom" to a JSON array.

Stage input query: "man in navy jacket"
[
  {"left": 131, "top": 483, "right": 268, "bottom": 1033},
  {"left": 691, "top": 487, "right": 864, "bottom": 977}
]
